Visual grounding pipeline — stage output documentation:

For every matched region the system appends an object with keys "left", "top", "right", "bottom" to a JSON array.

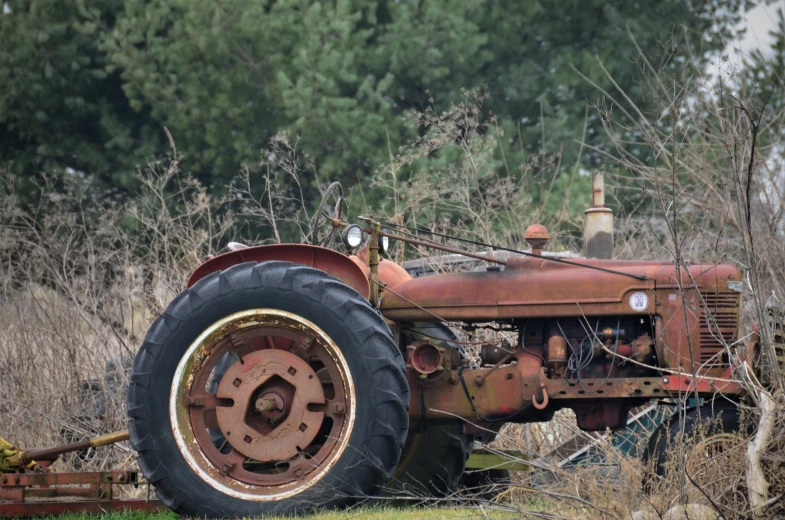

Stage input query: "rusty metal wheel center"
[
  {"left": 170, "top": 309, "right": 356, "bottom": 501},
  {"left": 215, "top": 349, "right": 325, "bottom": 462}
]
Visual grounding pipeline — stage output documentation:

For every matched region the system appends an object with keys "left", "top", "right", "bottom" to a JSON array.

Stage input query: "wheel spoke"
[
  {"left": 177, "top": 314, "right": 356, "bottom": 494},
  {"left": 186, "top": 392, "right": 231, "bottom": 429},
  {"left": 218, "top": 448, "right": 248, "bottom": 477},
  {"left": 229, "top": 332, "right": 255, "bottom": 358},
  {"left": 281, "top": 453, "right": 320, "bottom": 481}
]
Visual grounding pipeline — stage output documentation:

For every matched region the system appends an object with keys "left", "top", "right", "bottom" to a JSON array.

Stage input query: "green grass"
[{"left": 58, "top": 506, "right": 520, "bottom": 520}]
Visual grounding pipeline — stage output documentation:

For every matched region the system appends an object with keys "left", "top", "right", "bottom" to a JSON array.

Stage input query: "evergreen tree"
[{"left": 0, "top": 0, "right": 751, "bottom": 212}]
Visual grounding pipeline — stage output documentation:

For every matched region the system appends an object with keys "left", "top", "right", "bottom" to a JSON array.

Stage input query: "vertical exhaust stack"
[{"left": 584, "top": 172, "right": 613, "bottom": 259}]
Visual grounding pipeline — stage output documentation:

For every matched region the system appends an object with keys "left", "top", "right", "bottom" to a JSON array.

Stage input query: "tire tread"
[{"left": 128, "top": 261, "right": 408, "bottom": 516}]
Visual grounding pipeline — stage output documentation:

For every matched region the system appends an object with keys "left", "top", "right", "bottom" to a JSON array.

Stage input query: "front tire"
[
  {"left": 382, "top": 423, "right": 471, "bottom": 499},
  {"left": 643, "top": 402, "right": 745, "bottom": 485},
  {"left": 128, "top": 261, "right": 409, "bottom": 517},
  {"left": 380, "top": 323, "right": 471, "bottom": 500}
]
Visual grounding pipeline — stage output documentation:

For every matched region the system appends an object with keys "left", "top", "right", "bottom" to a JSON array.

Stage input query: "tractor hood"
[{"left": 380, "top": 256, "right": 742, "bottom": 322}]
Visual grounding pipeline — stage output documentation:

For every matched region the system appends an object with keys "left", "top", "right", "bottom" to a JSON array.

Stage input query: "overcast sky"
[{"left": 735, "top": 1, "right": 781, "bottom": 57}]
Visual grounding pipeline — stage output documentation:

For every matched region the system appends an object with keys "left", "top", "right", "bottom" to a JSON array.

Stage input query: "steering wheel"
[{"left": 309, "top": 182, "right": 346, "bottom": 247}]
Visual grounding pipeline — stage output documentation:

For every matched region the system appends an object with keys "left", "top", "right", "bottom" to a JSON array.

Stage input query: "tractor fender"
[
  {"left": 350, "top": 245, "right": 412, "bottom": 293},
  {"left": 187, "top": 244, "right": 371, "bottom": 299}
]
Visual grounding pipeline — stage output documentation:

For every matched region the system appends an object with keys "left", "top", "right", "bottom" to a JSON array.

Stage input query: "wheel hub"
[
  {"left": 215, "top": 349, "right": 325, "bottom": 462},
  {"left": 255, "top": 392, "right": 284, "bottom": 413},
  {"left": 171, "top": 310, "right": 355, "bottom": 498}
]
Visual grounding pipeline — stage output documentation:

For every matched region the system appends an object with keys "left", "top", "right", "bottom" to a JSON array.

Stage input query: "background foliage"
[{"left": 1, "top": 0, "right": 764, "bottom": 237}]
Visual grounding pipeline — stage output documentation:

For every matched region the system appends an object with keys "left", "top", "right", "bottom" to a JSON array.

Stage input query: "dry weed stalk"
[
  {"left": 0, "top": 31, "right": 782, "bottom": 518},
  {"left": 374, "top": 89, "right": 582, "bottom": 261},
  {"left": 576, "top": 30, "right": 785, "bottom": 517},
  {"left": 0, "top": 157, "right": 230, "bottom": 472},
  {"left": 364, "top": 32, "right": 785, "bottom": 519}
]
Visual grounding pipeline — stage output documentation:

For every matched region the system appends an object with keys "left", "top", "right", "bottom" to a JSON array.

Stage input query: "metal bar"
[
  {"left": 544, "top": 377, "right": 667, "bottom": 399},
  {"left": 546, "top": 375, "right": 741, "bottom": 399},
  {"left": 465, "top": 449, "right": 530, "bottom": 471},
  {"left": 383, "top": 221, "right": 646, "bottom": 280},
  {"left": 379, "top": 230, "right": 507, "bottom": 265},
  {"left": 0, "top": 471, "right": 139, "bottom": 488},
  {"left": 5, "top": 431, "right": 129, "bottom": 468},
  {"left": 0, "top": 499, "right": 164, "bottom": 517},
  {"left": 0, "top": 488, "right": 22, "bottom": 503},
  {"left": 368, "top": 221, "right": 381, "bottom": 306},
  {"left": 0, "top": 470, "right": 160, "bottom": 518},
  {"left": 24, "top": 487, "right": 99, "bottom": 500}
]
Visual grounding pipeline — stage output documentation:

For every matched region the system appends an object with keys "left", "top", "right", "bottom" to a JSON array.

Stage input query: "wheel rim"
[
  {"left": 170, "top": 309, "right": 356, "bottom": 501},
  {"left": 685, "top": 432, "right": 737, "bottom": 476}
]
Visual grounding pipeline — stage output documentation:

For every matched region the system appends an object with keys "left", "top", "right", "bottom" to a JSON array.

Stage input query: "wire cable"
[{"left": 383, "top": 221, "right": 647, "bottom": 281}]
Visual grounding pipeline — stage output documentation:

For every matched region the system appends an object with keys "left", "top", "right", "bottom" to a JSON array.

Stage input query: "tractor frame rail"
[{"left": 0, "top": 470, "right": 163, "bottom": 517}]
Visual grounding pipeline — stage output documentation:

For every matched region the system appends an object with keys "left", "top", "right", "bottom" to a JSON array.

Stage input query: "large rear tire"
[{"left": 128, "top": 261, "right": 409, "bottom": 517}]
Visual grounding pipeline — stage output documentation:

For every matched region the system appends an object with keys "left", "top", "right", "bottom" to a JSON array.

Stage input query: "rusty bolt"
[
  {"left": 300, "top": 337, "right": 315, "bottom": 351},
  {"left": 229, "top": 333, "right": 244, "bottom": 349},
  {"left": 183, "top": 393, "right": 204, "bottom": 407},
  {"left": 288, "top": 367, "right": 297, "bottom": 376},
  {"left": 298, "top": 423, "right": 308, "bottom": 432},
  {"left": 294, "top": 468, "right": 304, "bottom": 479},
  {"left": 244, "top": 435, "right": 253, "bottom": 443},
  {"left": 233, "top": 378, "right": 242, "bottom": 387},
  {"left": 663, "top": 377, "right": 669, "bottom": 384},
  {"left": 332, "top": 403, "right": 346, "bottom": 415}
]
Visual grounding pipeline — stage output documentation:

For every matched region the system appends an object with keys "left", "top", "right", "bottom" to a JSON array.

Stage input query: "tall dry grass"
[
  {"left": 366, "top": 34, "right": 785, "bottom": 517},
  {"left": 0, "top": 154, "right": 230, "bottom": 470},
  {"left": 0, "top": 31, "right": 783, "bottom": 519}
]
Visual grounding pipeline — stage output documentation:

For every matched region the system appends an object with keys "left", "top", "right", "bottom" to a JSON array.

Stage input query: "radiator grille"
[{"left": 698, "top": 291, "right": 740, "bottom": 368}]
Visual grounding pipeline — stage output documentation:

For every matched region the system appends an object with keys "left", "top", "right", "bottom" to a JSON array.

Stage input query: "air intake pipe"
[{"left": 584, "top": 171, "right": 613, "bottom": 259}]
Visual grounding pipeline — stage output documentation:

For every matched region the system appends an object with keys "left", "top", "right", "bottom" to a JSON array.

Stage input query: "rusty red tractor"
[{"left": 121, "top": 177, "right": 752, "bottom": 517}]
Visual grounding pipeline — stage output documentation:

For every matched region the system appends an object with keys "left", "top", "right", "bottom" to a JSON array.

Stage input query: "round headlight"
[
  {"left": 341, "top": 224, "right": 364, "bottom": 249},
  {"left": 379, "top": 235, "right": 390, "bottom": 253}
]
